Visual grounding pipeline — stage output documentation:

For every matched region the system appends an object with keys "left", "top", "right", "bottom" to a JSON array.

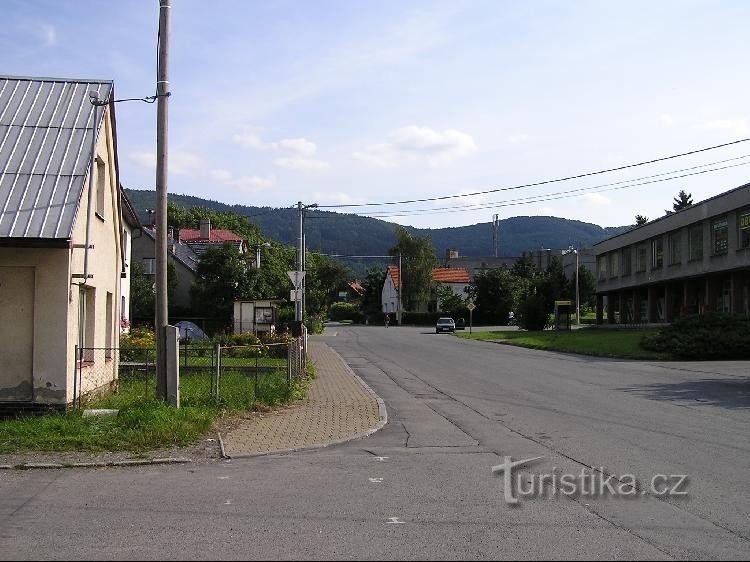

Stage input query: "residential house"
[
  {"left": 130, "top": 225, "right": 200, "bottom": 315},
  {"left": 119, "top": 188, "right": 140, "bottom": 332},
  {"left": 381, "top": 265, "right": 471, "bottom": 314},
  {"left": 0, "top": 76, "right": 126, "bottom": 410},
  {"left": 594, "top": 183, "right": 750, "bottom": 324},
  {"left": 178, "top": 219, "right": 248, "bottom": 256}
]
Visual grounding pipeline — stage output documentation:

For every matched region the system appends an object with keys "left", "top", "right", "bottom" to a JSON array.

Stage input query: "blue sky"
[{"left": 3, "top": 0, "right": 749, "bottom": 229}]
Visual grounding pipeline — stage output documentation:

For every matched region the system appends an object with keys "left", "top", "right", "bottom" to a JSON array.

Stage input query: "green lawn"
[
  {"left": 457, "top": 328, "right": 672, "bottom": 360},
  {"left": 0, "top": 367, "right": 309, "bottom": 455}
]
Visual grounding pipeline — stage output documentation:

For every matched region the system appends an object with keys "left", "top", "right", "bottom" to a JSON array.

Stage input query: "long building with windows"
[{"left": 593, "top": 183, "right": 750, "bottom": 324}]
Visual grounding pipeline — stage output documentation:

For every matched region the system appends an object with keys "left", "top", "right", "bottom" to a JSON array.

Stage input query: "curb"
[
  {"left": 225, "top": 343, "right": 388, "bottom": 460},
  {"left": 0, "top": 457, "right": 192, "bottom": 471}
]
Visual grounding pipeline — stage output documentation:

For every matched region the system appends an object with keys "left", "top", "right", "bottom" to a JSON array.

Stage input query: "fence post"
[
  {"left": 215, "top": 344, "right": 221, "bottom": 401},
  {"left": 73, "top": 345, "right": 78, "bottom": 409}
]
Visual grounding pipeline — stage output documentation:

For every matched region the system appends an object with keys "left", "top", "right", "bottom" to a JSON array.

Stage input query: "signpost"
[
  {"left": 467, "top": 302, "right": 476, "bottom": 334},
  {"left": 287, "top": 270, "right": 305, "bottom": 289}
]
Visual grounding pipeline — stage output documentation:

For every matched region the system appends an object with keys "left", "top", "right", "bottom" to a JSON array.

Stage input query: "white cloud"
[
  {"left": 311, "top": 192, "right": 365, "bottom": 206},
  {"left": 578, "top": 192, "right": 612, "bottom": 206},
  {"left": 278, "top": 138, "right": 317, "bottom": 157},
  {"left": 209, "top": 169, "right": 232, "bottom": 182},
  {"left": 354, "top": 126, "right": 477, "bottom": 167},
  {"left": 701, "top": 117, "right": 749, "bottom": 135},
  {"left": 506, "top": 133, "right": 534, "bottom": 144},
  {"left": 536, "top": 206, "right": 555, "bottom": 215},
  {"left": 232, "top": 132, "right": 270, "bottom": 150},
  {"left": 130, "top": 150, "right": 157, "bottom": 170},
  {"left": 659, "top": 113, "right": 676, "bottom": 126},
  {"left": 275, "top": 157, "right": 330, "bottom": 172},
  {"left": 230, "top": 174, "right": 277, "bottom": 191},
  {"left": 40, "top": 24, "right": 56, "bottom": 47},
  {"left": 129, "top": 149, "right": 204, "bottom": 175}
]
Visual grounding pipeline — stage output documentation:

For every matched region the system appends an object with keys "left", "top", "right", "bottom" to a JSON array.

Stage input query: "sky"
[{"left": 2, "top": 0, "right": 749, "bottom": 229}]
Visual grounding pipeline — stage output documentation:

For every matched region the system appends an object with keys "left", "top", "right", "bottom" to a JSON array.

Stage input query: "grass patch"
[
  {"left": 457, "top": 328, "right": 672, "bottom": 360},
  {"left": 0, "top": 367, "right": 309, "bottom": 454}
]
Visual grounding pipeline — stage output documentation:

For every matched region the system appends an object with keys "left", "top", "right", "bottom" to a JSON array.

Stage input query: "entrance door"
[{"left": 0, "top": 266, "right": 34, "bottom": 401}]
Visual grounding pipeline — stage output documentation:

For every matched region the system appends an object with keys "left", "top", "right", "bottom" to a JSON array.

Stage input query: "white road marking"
[
  {"left": 386, "top": 517, "right": 405, "bottom": 524},
  {"left": 369, "top": 478, "right": 384, "bottom": 483},
  {"left": 218, "top": 476, "right": 231, "bottom": 480},
  {"left": 224, "top": 499, "right": 233, "bottom": 505},
  {"left": 374, "top": 456, "right": 389, "bottom": 462}
]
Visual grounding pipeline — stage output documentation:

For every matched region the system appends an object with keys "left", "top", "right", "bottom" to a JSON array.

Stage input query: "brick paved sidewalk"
[{"left": 221, "top": 339, "right": 386, "bottom": 458}]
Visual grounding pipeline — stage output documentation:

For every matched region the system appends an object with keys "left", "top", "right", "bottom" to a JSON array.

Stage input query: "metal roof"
[{"left": 0, "top": 76, "right": 113, "bottom": 240}]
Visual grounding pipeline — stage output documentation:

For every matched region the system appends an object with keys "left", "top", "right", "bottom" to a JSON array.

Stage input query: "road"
[{"left": 1, "top": 324, "right": 749, "bottom": 560}]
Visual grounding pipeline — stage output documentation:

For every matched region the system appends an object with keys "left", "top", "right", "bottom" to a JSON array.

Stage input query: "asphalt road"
[{"left": 1, "top": 325, "right": 749, "bottom": 560}]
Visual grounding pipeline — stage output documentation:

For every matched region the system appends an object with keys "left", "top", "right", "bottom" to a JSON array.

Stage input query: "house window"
[
  {"left": 143, "top": 258, "right": 156, "bottom": 275},
  {"left": 80, "top": 286, "right": 96, "bottom": 361},
  {"left": 105, "top": 292, "right": 113, "bottom": 358},
  {"left": 651, "top": 238, "right": 663, "bottom": 269},
  {"left": 597, "top": 256, "right": 606, "bottom": 281},
  {"left": 668, "top": 232, "right": 682, "bottom": 265},
  {"left": 622, "top": 248, "right": 632, "bottom": 276},
  {"left": 607, "top": 252, "right": 619, "bottom": 278},
  {"left": 689, "top": 225, "right": 703, "bottom": 261},
  {"left": 711, "top": 217, "right": 728, "bottom": 255},
  {"left": 739, "top": 209, "right": 750, "bottom": 249},
  {"left": 95, "top": 157, "right": 106, "bottom": 219},
  {"left": 636, "top": 246, "right": 647, "bottom": 273}
]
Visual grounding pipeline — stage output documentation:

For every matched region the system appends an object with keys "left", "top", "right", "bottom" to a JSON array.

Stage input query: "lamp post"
[
  {"left": 254, "top": 242, "right": 271, "bottom": 269},
  {"left": 563, "top": 246, "right": 580, "bottom": 326}
]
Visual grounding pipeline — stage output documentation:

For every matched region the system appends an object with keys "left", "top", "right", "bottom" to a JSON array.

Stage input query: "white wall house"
[{"left": 0, "top": 76, "right": 127, "bottom": 410}]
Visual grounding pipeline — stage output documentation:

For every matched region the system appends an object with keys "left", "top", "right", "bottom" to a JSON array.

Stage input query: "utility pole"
[
  {"left": 155, "top": 0, "right": 171, "bottom": 400},
  {"left": 295, "top": 201, "right": 303, "bottom": 322},
  {"left": 576, "top": 248, "right": 581, "bottom": 327},
  {"left": 493, "top": 214, "right": 499, "bottom": 258},
  {"left": 397, "top": 252, "right": 402, "bottom": 325}
]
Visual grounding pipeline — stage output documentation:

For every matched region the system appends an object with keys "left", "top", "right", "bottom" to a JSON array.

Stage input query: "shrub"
[
  {"left": 305, "top": 314, "right": 325, "bottom": 334},
  {"left": 516, "top": 292, "right": 549, "bottom": 331},
  {"left": 641, "top": 313, "right": 750, "bottom": 359},
  {"left": 119, "top": 327, "right": 156, "bottom": 361},
  {"left": 328, "top": 302, "right": 365, "bottom": 323}
]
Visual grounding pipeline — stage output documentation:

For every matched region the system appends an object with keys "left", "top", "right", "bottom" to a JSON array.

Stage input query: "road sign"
[
  {"left": 287, "top": 270, "right": 306, "bottom": 288},
  {"left": 467, "top": 303, "right": 476, "bottom": 311},
  {"left": 289, "top": 289, "right": 302, "bottom": 302}
]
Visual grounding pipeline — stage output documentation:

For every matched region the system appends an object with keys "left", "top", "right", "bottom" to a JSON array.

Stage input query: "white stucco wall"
[{"left": 381, "top": 272, "right": 399, "bottom": 313}]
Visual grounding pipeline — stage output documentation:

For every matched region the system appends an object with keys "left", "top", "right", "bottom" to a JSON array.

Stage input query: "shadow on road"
[{"left": 618, "top": 378, "right": 750, "bottom": 410}]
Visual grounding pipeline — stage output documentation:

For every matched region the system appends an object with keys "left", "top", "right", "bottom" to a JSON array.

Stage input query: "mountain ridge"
[{"left": 124, "top": 189, "right": 631, "bottom": 259}]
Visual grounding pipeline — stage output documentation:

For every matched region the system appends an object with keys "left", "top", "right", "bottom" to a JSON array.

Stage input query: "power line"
[
  {"left": 357, "top": 155, "right": 750, "bottom": 218},
  {"left": 359, "top": 160, "right": 750, "bottom": 219},
  {"left": 315, "top": 138, "right": 750, "bottom": 209}
]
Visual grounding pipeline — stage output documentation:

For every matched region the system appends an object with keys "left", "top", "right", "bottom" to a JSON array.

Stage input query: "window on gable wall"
[{"left": 96, "top": 157, "right": 106, "bottom": 218}]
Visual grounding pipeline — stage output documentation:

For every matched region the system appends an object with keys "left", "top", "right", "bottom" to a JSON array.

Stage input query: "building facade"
[
  {"left": 594, "top": 184, "right": 750, "bottom": 324},
  {"left": 0, "top": 76, "right": 126, "bottom": 409}
]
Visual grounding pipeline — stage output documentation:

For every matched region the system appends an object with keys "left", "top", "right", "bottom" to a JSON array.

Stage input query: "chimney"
[{"left": 200, "top": 219, "right": 211, "bottom": 239}]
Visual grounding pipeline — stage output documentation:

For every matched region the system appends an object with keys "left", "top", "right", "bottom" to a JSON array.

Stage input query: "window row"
[{"left": 598, "top": 210, "right": 750, "bottom": 280}]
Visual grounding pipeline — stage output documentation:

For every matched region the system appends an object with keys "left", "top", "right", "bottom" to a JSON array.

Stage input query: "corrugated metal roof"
[{"left": 0, "top": 76, "right": 113, "bottom": 240}]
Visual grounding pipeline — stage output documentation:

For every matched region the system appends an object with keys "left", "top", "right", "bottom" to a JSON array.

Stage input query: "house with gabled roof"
[
  {"left": 178, "top": 219, "right": 248, "bottom": 256},
  {"left": 0, "top": 76, "right": 127, "bottom": 411},
  {"left": 381, "top": 265, "right": 471, "bottom": 315}
]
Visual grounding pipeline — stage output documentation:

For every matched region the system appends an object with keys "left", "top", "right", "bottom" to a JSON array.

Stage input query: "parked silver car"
[{"left": 435, "top": 317, "right": 456, "bottom": 333}]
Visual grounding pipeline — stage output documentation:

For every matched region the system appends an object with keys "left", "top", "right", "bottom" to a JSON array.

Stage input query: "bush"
[
  {"left": 516, "top": 292, "right": 550, "bottom": 331},
  {"left": 328, "top": 302, "right": 365, "bottom": 323},
  {"left": 119, "top": 327, "right": 156, "bottom": 361},
  {"left": 641, "top": 313, "right": 750, "bottom": 359},
  {"left": 305, "top": 314, "right": 325, "bottom": 334},
  {"left": 401, "top": 311, "right": 444, "bottom": 326}
]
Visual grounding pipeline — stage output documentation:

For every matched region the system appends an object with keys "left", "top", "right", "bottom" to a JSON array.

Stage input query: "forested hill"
[{"left": 125, "top": 189, "right": 630, "bottom": 258}]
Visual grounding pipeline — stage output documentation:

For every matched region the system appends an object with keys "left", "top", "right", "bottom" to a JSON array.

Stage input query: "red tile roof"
[
  {"left": 387, "top": 265, "right": 400, "bottom": 287},
  {"left": 387, "top": 266, "right": 470, "bottom": 286},
  {"left": 432, "top": 267, "right": 471, "bottom": 283},
  {"left": 179, "top": 228, "right": 244, "bottom": 243}
]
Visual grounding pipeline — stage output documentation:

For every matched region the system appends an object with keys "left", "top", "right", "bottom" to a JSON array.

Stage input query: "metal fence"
[{"left": 73, "top": 335, "right": 307, "bottom": 409}]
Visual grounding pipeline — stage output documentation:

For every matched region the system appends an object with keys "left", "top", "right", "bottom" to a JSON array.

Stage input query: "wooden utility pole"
[{"left": 155, "top": 0, "right": 171, "bottom": 400}]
